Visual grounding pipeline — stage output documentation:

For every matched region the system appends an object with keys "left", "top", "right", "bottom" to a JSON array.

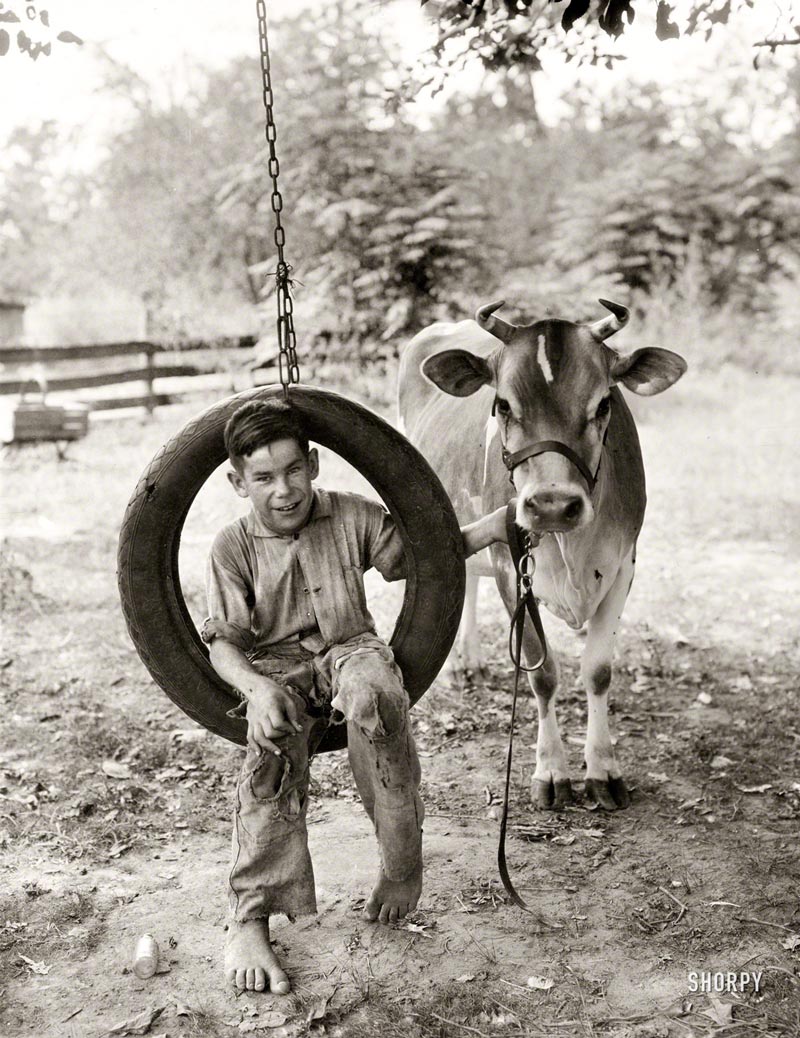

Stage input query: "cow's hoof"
[
  {"left": 445, "top": 662, "right": 487, "bottom": 689},
  {"left": 585, "top": 776, "right": 630, "bottom": 810},
  {"left": 532, "top": 777, "right": 574, "bottom": 811}
]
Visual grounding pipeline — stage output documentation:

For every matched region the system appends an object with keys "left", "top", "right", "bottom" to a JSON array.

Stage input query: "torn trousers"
[{"left": 228, "top": 632, "right": 423, "bottom": 923}]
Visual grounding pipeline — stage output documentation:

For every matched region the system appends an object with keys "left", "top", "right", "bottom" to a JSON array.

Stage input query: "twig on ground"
[
  {"left": 734, "top": 916, "right": 795, "bottom": 932},
  {"left": 457, "top": 926, "right": 498, "bottom": 964},
  {"left": 658, "top": 885, "right": 688, "bottom": 922},
  {"left": 429, "top": 1012, "right": 490, "bottom": 1037}
]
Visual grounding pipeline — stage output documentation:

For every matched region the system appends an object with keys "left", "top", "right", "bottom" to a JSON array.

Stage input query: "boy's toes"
[
  {"left": 253, "top": 967, "right": 267, "bottom": 992},
  {"left": 267, "top": 964, "right": 290, "bottom": 995},
  {"left": 234, "top": 967, "right": 247, "bottom": 991},
  {"left": 364, "top": 896, "right": 380, "bottom": 922},
  {"left": 246, "top": 967, "right": 257, "bottom": 991}
]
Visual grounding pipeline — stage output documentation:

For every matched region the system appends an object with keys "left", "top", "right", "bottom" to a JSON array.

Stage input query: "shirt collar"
[{"left": 246, "top": 487, "right": 331, "bottom": 539}]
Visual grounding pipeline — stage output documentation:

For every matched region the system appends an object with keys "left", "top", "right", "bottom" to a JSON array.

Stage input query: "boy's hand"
[
  {"left": 247, "top": 686, "right": 304, "bottom": 755},
  {"left": 490, "top": 504, "right": 508, "bottom": 543},
  {"left": 461, "top": 505, "right": 509, "bottom": 558}
]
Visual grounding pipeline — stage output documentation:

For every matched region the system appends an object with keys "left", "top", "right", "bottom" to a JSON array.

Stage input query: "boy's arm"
[
  {"left": 205, "top": 532, "right": 302, "bottom": 754},
  {"left": 461, "top": 505, "right": 507, "bottom": 558},
  {"left": 207, "top": 639, "right": 303, "bottom": 755}
]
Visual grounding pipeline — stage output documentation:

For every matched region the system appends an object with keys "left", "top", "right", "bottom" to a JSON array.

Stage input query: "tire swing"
[{"left": 116, "top": 5, "right": 465, "bottom": 754}]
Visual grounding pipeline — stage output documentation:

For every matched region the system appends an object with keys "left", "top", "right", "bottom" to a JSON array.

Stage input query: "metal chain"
[{"left": 256, "top": 0, "right": 300, "bottom": 396}]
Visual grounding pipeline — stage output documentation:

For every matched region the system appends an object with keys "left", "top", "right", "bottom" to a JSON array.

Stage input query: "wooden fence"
[{"left": 0, "top": 335, "right": 269, "bottom": 414}]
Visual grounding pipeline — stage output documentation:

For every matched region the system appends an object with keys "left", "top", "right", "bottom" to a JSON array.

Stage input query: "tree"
[
  {"left": 542, "top": 81, "right": 800, "bottom": 312},
  {"left": 0, "top": 123, "right": 58, "bottom": 297},
  {"left": 43, "top": 57, "right": 266, "bottom": 336},
  {"left": 220, "top": 0, "right": 494, "bottom": 355}
]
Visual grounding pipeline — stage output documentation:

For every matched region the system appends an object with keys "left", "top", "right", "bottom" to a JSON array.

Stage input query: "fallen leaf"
[
  {"left": 550, "top": 834, "right": 575, "bottom": 846},
  {"left": 701, "top": 996, "right": 733, "bottom": 1025},
  {"left": 306, "top": 989, "right": 336, "bottom": 1024},
  {"left": 106, "top": 1006, "right": 165, "bottom": 1036},
  {"left": 18, "top": 953, "right": 52, "bottom": 975},
  {"left": 456, "top": 974, "right": 476, "bottom": 983},
  {"left": 736, "top": 783, "right": 773, "bottom": 794},
  {"left": 696, "top": 692, "right": 713, "bottom": 706},
  {"left": 781, "top": 933, "right": 800, "bottom": 951},
  {"left": 102, "top": 760, "right": 132, "bottom": 780},
  {"left": 711, "top": 755, "right": 734, "bottom": 770},
  {"left": 403, "top": 922, "right": 435, "bottom": 937},
  {"left": 239, "top": 1011, "right": 288, "bottom": 1031},
  {"left": 526, "top": 975, "right": 554, "bottom": 990}
]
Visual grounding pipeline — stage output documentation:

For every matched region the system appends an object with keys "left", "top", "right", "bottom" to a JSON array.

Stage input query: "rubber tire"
[{"left": 117, "top": 384, "right": 466, "bottom": 752}]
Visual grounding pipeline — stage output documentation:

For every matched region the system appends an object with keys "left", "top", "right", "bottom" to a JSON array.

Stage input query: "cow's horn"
[
  {"left": 590, "top": 298, "right": 630, "bottom": 341},
  {"left": 475, "top": 300, "right": 516, "bottom": 343}
]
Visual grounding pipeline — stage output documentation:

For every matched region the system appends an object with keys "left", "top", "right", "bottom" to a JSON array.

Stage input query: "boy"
[{"left": 203, "top": 399, "right": 505, "bottom": 995}]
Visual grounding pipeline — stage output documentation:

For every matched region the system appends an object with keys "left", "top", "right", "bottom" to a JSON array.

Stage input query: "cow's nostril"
[{"left": 564, "top": 498, "right": 583, "bottom": 522}]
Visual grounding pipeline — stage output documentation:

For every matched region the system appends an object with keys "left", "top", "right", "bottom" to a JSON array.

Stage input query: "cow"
[{"left": 398, "top": 299, "right": 687, "bottom": 810}]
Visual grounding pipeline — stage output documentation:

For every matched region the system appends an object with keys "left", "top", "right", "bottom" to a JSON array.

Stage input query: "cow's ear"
[
  {"left": 421, "top": 349, "right": 493, "bottom": 397},
  {"left": 610, "top": 347, "right": 687, "bottom": 396}
]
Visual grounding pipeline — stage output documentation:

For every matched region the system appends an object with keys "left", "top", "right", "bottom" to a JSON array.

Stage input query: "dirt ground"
[{"left": 1, "top": 365, "right": 798, "bottom": 1038}]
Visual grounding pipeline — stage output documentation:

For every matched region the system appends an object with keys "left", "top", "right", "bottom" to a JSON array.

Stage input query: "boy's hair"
[{"left": 224, "top": 399, "right": 310, "bottom": 470}]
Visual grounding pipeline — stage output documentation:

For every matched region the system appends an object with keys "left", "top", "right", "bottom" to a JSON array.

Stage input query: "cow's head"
[{"left": 421, "top": 299, "right": 687, "bottom": 534}]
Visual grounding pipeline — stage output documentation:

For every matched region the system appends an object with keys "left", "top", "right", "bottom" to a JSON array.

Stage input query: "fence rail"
[{"left": 0, "top": 335, "right": 266, "bottom": 414}]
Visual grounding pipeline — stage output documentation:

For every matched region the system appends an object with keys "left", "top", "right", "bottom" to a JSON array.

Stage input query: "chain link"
[{"left": 256, "top": 0, "right": 299, "bottom": 396}]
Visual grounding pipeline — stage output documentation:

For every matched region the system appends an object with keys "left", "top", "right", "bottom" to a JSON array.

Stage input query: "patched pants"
[{"left": 228, "top": 633, "right": 423, "bottom": 922}]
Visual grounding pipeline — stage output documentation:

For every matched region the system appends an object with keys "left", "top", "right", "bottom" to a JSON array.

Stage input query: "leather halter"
[
  {"left": 501, "top": 439, "right": 598, "bottom": 494},
  {"left": 492, "top": 398, "right": 606, "bottom": 495}
]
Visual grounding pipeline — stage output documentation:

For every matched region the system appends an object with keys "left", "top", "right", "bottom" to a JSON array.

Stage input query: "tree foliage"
[
  {"left": 219, "top": 1, "right": 493, "bottom": 354},
  {"left": 0, "top": 1, "right": 81, "bottom": 60},
  {"left": 0, "top": 123, "right": 57, "bottom": 297}
]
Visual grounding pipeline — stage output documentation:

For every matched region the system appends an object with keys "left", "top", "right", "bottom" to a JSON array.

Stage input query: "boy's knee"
[{"left": 332, "top": 653, "right": 407, "bottom": 736}]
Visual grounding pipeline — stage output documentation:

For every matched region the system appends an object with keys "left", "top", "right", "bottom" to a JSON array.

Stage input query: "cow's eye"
[
  {"left": 495, "top": 397, "right": 511, "bottom": 416},
  {"left": 596, "top": 396, "right": 611, "bottom": 420}
]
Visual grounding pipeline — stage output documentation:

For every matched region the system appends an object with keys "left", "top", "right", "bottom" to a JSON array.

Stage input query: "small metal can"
[{"left": 133, "top": 933, "right": 159, "bottom": 979}]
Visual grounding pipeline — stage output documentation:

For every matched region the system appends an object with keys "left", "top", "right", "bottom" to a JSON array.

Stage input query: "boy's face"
[{"left": 228, "top": 438, "right": 319, "bottom": 536}]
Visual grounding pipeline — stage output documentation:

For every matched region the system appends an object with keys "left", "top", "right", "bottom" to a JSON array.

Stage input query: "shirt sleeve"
[
  {"left": 363, "top": 501, "right": 407, "bottom": 582},
  {"left": 204, "top": 527, "right": 256, "bottom": 651}
]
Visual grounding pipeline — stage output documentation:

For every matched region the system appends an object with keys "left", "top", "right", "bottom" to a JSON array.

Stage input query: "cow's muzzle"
[{"left": 503, "top": 440, "right": 598, "bottom": 531}]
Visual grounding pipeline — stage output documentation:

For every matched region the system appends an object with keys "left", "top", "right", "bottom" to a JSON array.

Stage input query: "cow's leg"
[
  {"left": 580, "top": 551, "right": 634, "bottom": 810},
  {"left": 493, "top": 555, "right": 572, "bottom": 810},
  {"left": 529, "top": 652, "right": 573, "bottom": 809},
  {"left": 445, "top": 572, "right": 483, "bottom": 685}
]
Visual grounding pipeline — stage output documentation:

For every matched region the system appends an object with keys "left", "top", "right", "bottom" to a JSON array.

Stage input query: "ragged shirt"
[{"left": 204, "top": 487, "right": 406, "bottom": 658}]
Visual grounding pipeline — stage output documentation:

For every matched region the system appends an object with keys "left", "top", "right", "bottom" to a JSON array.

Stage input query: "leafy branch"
[{"left": 0, "top": 2, "right": 82, "bottom": 61}]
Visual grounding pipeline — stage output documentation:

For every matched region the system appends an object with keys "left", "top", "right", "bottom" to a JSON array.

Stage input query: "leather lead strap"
[{"left": 497, "top": 501, "right": 548, "bottom": 912}]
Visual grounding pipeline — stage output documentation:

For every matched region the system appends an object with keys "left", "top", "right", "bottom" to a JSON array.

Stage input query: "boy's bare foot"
[
  {"left": 225, "top": 918, "right": 290, "bottom": 994},
  {"left": 364, "top": 859, "right": 422, "bottom": 924}
]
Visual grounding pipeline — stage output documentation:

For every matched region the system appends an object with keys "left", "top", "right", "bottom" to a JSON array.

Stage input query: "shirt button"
[{"left": 303, "top": 587, "right": 309, "bottom": 594}]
